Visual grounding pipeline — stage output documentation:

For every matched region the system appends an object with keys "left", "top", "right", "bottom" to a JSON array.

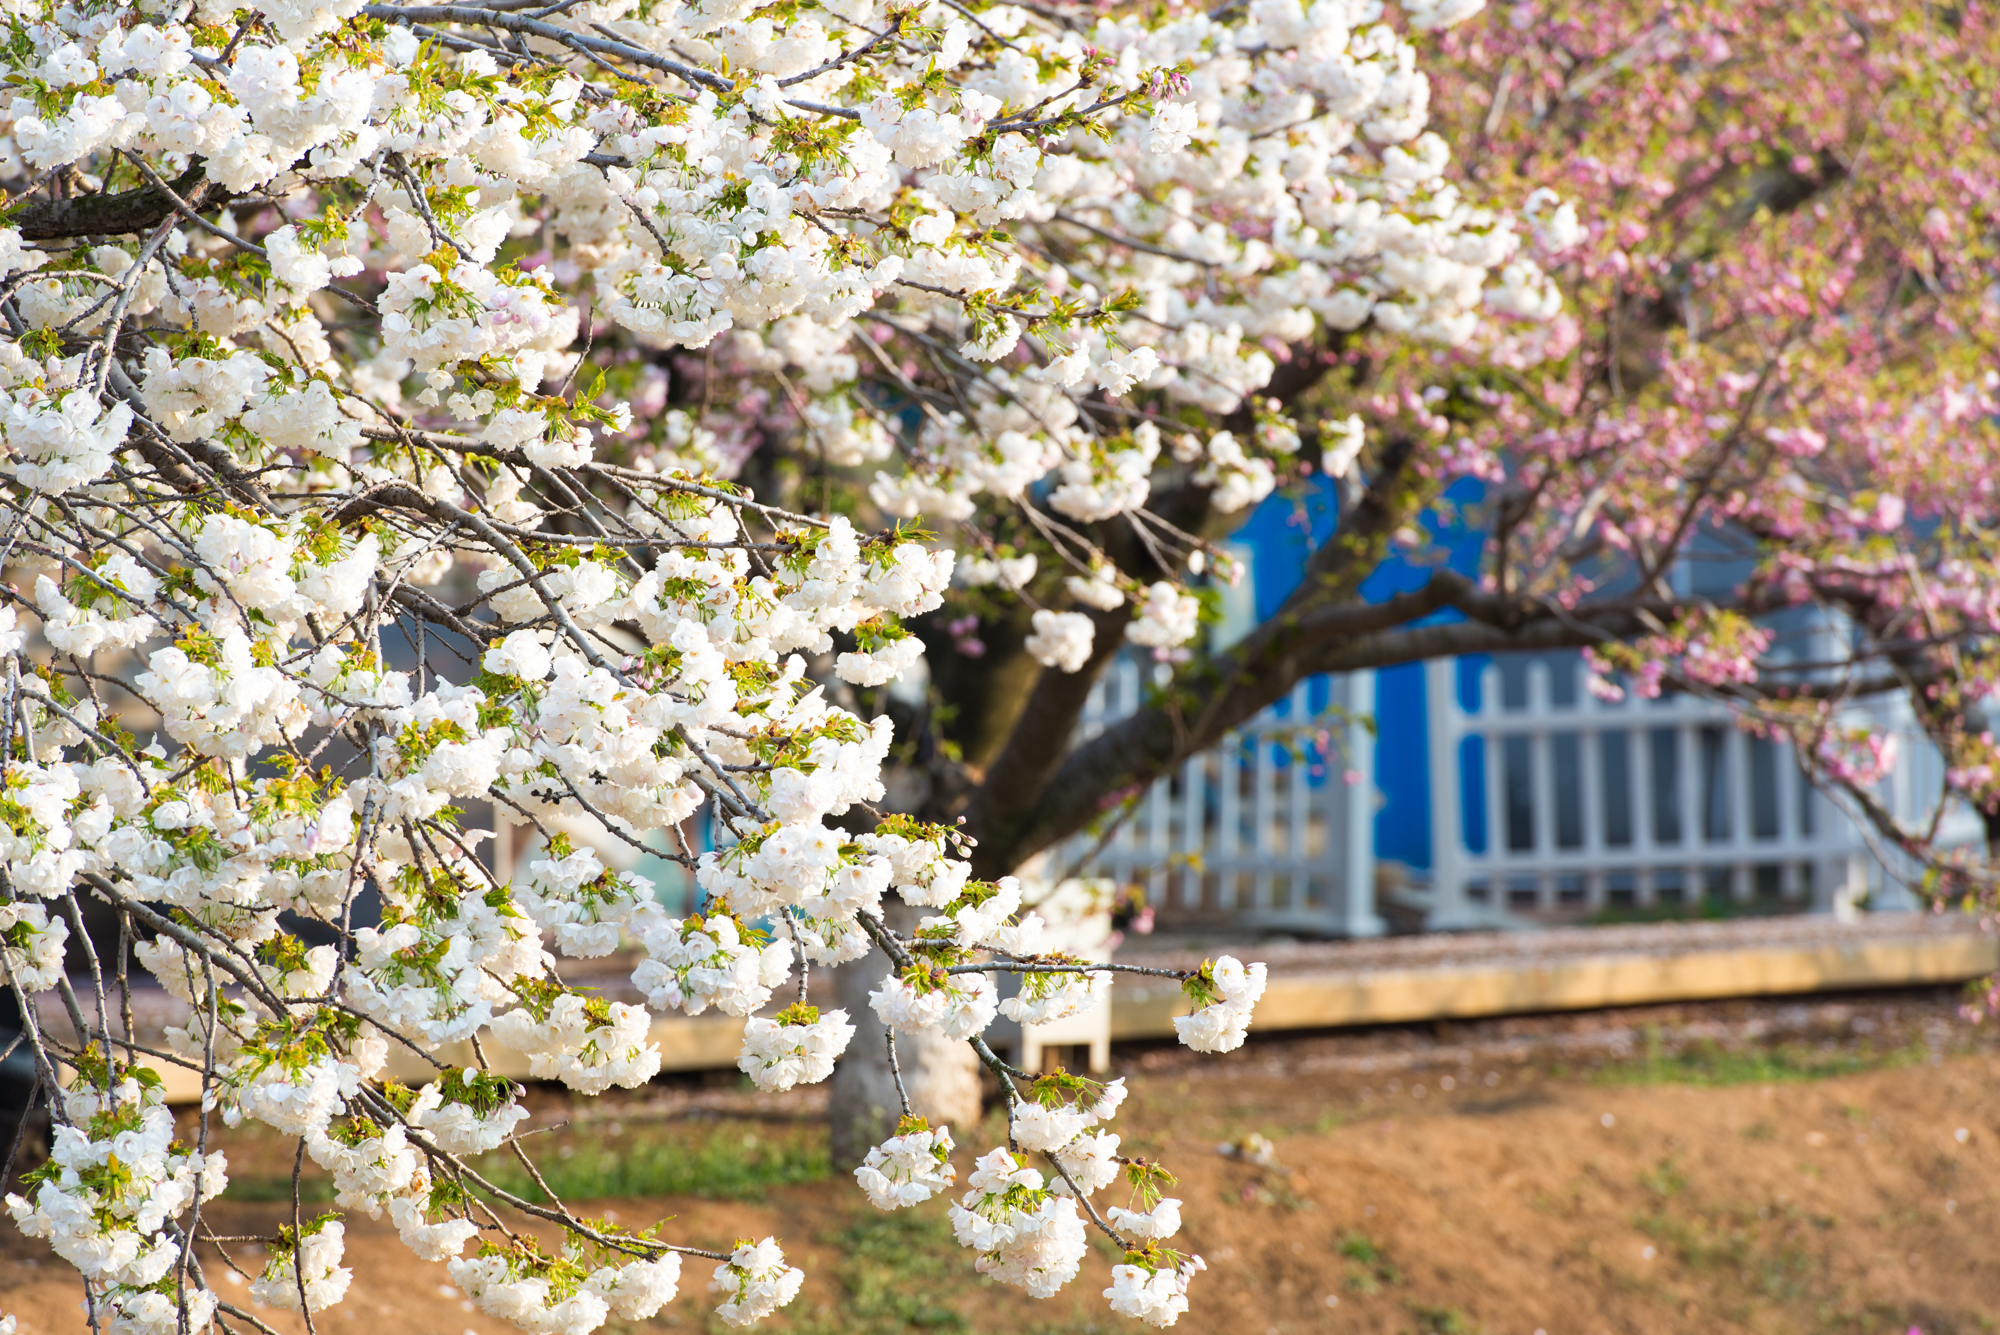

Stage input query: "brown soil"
[{"left": 5, "top": 988, "right": 1999, "bottom": 1335}]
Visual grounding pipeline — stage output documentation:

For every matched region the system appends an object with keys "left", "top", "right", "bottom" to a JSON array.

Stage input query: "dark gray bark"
[{"left": 12, "top": 164, "right": 226, "bottom": 241}]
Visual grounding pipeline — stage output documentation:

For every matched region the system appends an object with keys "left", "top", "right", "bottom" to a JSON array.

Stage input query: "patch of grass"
[
  {"left": 475, "top": 1122, "right": 828, "bottom": 1203},
  {"left": 1593, "top": 1031, "right": 1921, "bottom": 1088},
  {"left": 223, "top": 1173, "right": 335, "bottom": 1203},
  {"left": 1639, "top": 1157, "right": 1687, "bottom": 1200},
  {"left": 782, "top": 1211, "right": 971, "bottom": 1335},
  {"left": 728, "top": 1209, "right": 1105, "bottom": 1335},
  {"left": 1822, "top": 1305, "right": 1988, "bottom": 1335},
  {"left": 1308, "top": 1108, "right": 1357, "bottom": 1134},
  {"left": 1410, "top": 1306, "right": 1477, "bottom": 1335},
  {"left": 1338, "top": 1232, "right": 1385, "bottom": 1262},
  {"left": 1340, "top": 1231, "right": 1401, "bottom": 1293},
  {"left": 1635, "top": 1202, "right": 1824, "bottom": 1305},
  {"left": 225, "top": 1121, "right": 828, "bottom": 1206}
]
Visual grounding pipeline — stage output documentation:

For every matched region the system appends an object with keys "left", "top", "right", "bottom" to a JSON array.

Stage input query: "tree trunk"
[{"left": 827, "top": 903, "right": 982, "bottom": 1171}]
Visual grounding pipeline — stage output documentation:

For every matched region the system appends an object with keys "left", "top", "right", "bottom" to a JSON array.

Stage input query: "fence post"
[
  {"left": 1342, "top": 671, "right": 1385, "bottom": 937},
  {"left": 1424, "top": 658, "right": 1471, "bottom": 928}
]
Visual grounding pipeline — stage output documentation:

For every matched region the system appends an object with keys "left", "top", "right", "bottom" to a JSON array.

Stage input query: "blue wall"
[{"left": 1229, "top": 477, "right": 1488, "bottom": 870}]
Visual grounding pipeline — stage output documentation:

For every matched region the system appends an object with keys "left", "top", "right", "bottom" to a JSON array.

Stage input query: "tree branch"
[{"left": 11, "top": 162, "right": 230, "bottom": 241}]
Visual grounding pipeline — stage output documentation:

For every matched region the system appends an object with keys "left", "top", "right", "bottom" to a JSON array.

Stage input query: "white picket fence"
[
  {"left": 1052, "top": 657, "right": 1382, "bottom": 937},
  {"left": 1421, "top": 655, "right": 1979, "bottom": 927},
  {"left": 589, "top": 639, "right": 1972, "bottom": 937},
  {"left": 1053, "top": 645, "right": 1980, "bottom": 935}
]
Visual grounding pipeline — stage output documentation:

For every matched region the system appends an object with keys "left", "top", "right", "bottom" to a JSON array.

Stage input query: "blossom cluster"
[
  {"left": 1173, "top": 958, "right": 1270, "bottom": 1054},
  {"left": 5, "top": 1061, "right": 226, "bottom": 1335}
]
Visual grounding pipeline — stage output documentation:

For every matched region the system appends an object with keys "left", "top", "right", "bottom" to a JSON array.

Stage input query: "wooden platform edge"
[
  {"left": 122, "top": 934, "right": 2000, "bottom": 1102},
  {"left": 1109, "top": 934, "right": 2000, "bottom": 1039}
]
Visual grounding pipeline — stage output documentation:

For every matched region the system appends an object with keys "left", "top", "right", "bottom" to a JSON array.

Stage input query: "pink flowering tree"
[
  {"left": 0, "top": 0, "right": 1988, "bottom": 1328},
  {"left": 1403, "top": 0, "right": 2000, "bottom": 877}
]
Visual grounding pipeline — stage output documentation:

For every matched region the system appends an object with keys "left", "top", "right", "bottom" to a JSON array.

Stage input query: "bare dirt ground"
[{"left": 5, "top": 986, "right": 1999, "bottom": 1335}]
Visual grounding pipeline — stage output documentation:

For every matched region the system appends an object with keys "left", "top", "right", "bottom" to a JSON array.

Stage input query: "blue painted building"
[
  {"left": 1222, "top": 479, "right": 1970, "bottom": 929},
  {"left": 1227, "top": 475, "right": 1488, "bottom": 877}
]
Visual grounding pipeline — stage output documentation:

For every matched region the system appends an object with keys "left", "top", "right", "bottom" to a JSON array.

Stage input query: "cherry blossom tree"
[
  {"left": 0, "top": 0, "right": 1566, "bottom": 1327},
  {"left": 1406, "top": 0, "right": 2000, "bottom": 885},
  {"left": 2, "top": 0, "right": 1987, "bottom": 1325}
]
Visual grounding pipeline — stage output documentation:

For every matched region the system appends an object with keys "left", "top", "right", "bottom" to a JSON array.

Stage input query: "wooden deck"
[{"left": 44, "top": 914, "right": 1999, "bottom": 1101}]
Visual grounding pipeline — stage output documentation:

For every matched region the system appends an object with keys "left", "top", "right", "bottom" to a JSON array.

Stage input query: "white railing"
[
  {"left": 1052, "top": 657, "right": 1382, "bottom": 937},
  {"left": 563, "top": 645, "right": 1977, "bottom": 938},
  {"left": 1421, "top": 655, "right": 1979, "bottom": 926}
]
